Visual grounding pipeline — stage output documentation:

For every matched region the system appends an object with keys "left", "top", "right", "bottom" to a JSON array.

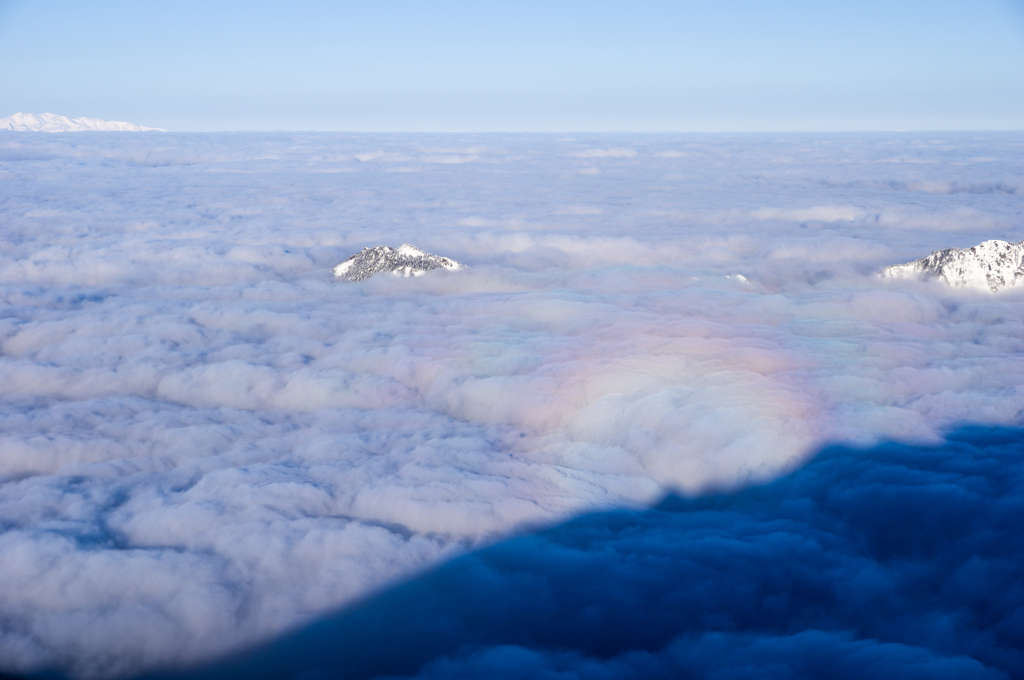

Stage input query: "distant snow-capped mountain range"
[
  {"left": 329, "top": 240, "right": 1024, "bottom": 292},
  {"left": 883, "top": 239, "right": 1024, "bottom": 292},
  {"left": 330, "top": 239, "right": 1024, "bottom": 292},
  {"left": 0, "top": 112, "right": 164, "bottom": 132}
]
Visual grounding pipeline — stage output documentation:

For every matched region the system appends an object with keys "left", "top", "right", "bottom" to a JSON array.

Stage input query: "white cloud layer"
[{"left": 0, "top": 132, "right": 1023, "bottom": 678}]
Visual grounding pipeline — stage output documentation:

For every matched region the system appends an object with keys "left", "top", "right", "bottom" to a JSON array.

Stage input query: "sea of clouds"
[{"left": 0, "top": 132, "right": 1022, "bottom": 678}]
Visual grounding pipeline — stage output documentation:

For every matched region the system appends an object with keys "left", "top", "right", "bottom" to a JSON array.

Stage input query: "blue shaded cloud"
[{"left": 160, "top": 427, "right": 1023, "bottom": 680}]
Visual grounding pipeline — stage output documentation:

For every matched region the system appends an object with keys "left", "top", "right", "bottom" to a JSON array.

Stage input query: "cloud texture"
[
  {"left": 166, "top": 427, "right": 1024, "bottom": 680},
  {"left": 0, "top": 132, "right": 1022, "bottom": 677}
]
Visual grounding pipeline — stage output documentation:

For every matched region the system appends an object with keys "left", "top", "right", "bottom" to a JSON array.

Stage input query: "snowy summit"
[
  {"left": 0, "top": 112, "right": 164, "bottom": 132},
  {"left": 883, "top": 239, "right": 1024, "bottom": 292},
  {"left": 333, "top": 244, "right": 464, "bottom": 281}
]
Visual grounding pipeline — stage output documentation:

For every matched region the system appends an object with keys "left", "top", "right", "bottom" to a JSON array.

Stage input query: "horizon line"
[{"left": 5, "top": 128, "right": 1024, "bottom": 134}]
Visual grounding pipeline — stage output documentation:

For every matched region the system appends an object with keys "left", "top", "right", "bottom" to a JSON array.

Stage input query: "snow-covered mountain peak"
[
  {"left": 0, "top": 112, "right": 165, "bottom": 132},
  {"left": 396, "top": 243, "right": 428, "bottom": 258},
  {"left": 882, "top": 239, "right": 1024, "bottom": 292},
  {"left": 333, "top": 244, "right": 465, "bottom": 281}
]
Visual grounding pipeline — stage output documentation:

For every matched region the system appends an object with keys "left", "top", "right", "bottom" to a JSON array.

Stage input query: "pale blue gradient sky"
[{"left": 1, "top": 0, "right": 1022, "bottom": 131}]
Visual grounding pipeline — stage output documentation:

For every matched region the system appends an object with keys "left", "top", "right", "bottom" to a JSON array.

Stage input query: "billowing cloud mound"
[
  {"left": 0, "top": 112, "right": 164, "bottom": 132},
  {"left": 0, "top": 132, "right": 1022, "bottom": 678},
  {"left": 883, "top": 239, "right": 1024, "bottom": 292},
  {"left": 333, "top": 244, "right": 464, "bottom": 281},
  {"left": 162, "top": 428, "right": 1024, "bottom": 680}
]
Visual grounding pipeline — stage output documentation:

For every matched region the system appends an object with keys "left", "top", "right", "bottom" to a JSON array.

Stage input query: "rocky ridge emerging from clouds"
[
  {"left": 0, "top": 112, "right": 164, "bottom": 132},
  {"left": 882, "top": 239, "right": 1024, "bottom": 292},
  {"left": 333, "top": 244, "right": 464, "bottom": 281}
]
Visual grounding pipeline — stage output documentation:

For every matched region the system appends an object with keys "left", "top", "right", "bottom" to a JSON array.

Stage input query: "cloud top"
[
  {"left": 166, "top": 427, "right": 1024, "bottom": 680},
  {"left": 0, "top": 132, "right": 1022, "bottom": 678}
]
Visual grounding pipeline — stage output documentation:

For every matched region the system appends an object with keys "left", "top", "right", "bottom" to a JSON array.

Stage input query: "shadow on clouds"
[{"left": 138, "top": 425, "right": 1023, "bottom": 680}]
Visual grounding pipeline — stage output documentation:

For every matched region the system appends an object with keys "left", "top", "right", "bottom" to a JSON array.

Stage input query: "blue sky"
[{"left": 1, "top": 0, "right": 1022, "bottom": 131}]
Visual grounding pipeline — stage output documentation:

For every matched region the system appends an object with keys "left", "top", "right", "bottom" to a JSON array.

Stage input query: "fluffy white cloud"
[{"left": 0, "top": 132, "right": 1022, "bottom": 678}]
